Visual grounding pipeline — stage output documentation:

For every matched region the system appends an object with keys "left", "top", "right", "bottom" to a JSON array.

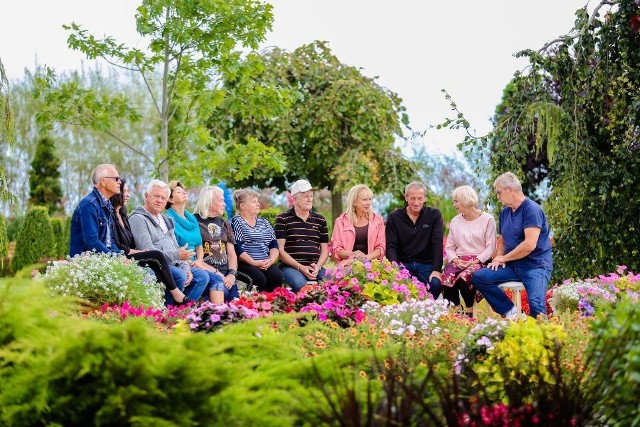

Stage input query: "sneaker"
[
  {"left": 177, "top": 296, "right": 193, "bottom": 306},
  {"left": 504, "top": 306, "right": 519, "bottom": 320}
]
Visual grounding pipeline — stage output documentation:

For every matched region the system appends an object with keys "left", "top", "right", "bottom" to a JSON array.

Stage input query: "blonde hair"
[
  {"left": 345, "top": 184, "right": 373, "bottom": 225},
  {"left": 232, "top": 188, "right": 260, "bottom": 212},
  {"left": 194, "top": 186, "right": 224, "bottom": 219},
  {"left": 451, "top": 185, "right": 479, "bottom": 208}
]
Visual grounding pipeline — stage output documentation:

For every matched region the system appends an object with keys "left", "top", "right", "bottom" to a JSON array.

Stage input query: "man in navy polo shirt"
[
  {"left": 275, "top": 179, "right": 329, "bottom": 292},
  {"left": 472, "top": 172, "right": 552, "bottom": 319}
]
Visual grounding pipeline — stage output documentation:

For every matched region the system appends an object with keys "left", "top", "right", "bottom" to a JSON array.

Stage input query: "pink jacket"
[{"left": 330, "top": 212, "right": 386, "bottom": 262}]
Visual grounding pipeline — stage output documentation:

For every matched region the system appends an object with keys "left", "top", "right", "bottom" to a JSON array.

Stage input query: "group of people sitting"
[{"left": 69, "top": 164, "right": 552, "bottom": 318}]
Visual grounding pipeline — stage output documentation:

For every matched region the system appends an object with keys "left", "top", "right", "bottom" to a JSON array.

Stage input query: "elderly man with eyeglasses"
[
  {"left": 69, "top": 163, "right": 123, "bottom": 257},
  {"left": 472, "top": 172, "right": 553, "bottom": 319}
]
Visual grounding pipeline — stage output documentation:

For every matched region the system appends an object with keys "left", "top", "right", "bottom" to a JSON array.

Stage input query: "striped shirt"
[
  {"left": 231, "top": 215, "right": 276, "bottom": 260},
  {"left": 275, "top": 208, "right": 329, "bottom": 265}
]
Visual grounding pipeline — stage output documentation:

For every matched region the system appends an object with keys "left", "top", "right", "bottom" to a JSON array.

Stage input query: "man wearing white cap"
[{"left": 275, "top": 179, "right": 329, "bottom": 292}]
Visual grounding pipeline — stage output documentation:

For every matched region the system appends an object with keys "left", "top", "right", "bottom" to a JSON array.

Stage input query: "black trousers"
[
  {"left": 442, "top": 279, "right": 476, "bottom": 308},
  {"left": 237, "top": 262, "right": 283, "bottom": 292},
  {"left": 129, "top": 250, "right": 178, "bottom": 291}
]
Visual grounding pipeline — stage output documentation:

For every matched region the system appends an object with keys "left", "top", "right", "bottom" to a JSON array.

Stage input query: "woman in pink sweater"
[
  {"left": 331, "top": 184, "right": 385, "bottom": 264},
  {"left": 443, "top": 185, "right": 496, "bottom": 316}
]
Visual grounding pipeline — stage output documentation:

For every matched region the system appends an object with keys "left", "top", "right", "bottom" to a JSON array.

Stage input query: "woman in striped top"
[{"left": 231, "top": 189, "right": 283, "bottom": 292}]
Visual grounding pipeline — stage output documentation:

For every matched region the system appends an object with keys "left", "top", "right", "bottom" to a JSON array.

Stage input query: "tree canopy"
[
  {"left": 0, "top": 58, "right": 15, "bottom": 205},
  {"left": 209, "top": 41, "right": 417, "bottom": 219},
  {"left": 29, "top": 136, "right": 62, "bottom": 215},
  {"left": 445, "top": 0, "right": 640, "bottom": 280},
  {"left": 34, "top": 0, "right": 286, "bottom": 184}
]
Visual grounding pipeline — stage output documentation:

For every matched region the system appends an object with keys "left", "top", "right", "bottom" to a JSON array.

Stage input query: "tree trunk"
[{"left": 331, "top": 188, "right": 343, "bottom": 229}]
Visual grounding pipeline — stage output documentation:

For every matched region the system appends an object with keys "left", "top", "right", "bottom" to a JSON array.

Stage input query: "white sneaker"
[{"left": 504, "top": 306, "right": 519, "bottom": 320}]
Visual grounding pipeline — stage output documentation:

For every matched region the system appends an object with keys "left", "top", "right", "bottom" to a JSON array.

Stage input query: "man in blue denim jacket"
[{"left": 69, "top": 164, "right": 122, "bottom": 257}]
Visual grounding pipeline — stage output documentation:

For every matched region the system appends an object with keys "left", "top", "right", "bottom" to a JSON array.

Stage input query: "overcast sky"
[{"left": 1, "top": 0, "right": 593, "bottom": 153}]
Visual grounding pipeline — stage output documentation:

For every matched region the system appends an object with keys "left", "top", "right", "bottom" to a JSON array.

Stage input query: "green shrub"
[
  {"left": 49, "top": 217, "right": 68, "bottom": 259},
  {"left": 39, "top": 252, "right": 164, "bottom": 308},
  {"left": 5, "top": 215, "right": 22, "bottom": 242},
  {"left": 11, "top": 206, "right": 55, "bottom": 272},
  {"left": 260, "top": 207, "right": 282, "bottom": 226},
  {"left": 0, "top": 214, "right": 7, "bottom": 258},
  {"left": 587, "top": 296, "right": 640, "bottom": 426}
]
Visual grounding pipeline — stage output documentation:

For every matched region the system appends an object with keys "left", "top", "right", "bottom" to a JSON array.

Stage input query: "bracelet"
[{"left": 228, "top": 269, "right": 237, "bottom": 277}]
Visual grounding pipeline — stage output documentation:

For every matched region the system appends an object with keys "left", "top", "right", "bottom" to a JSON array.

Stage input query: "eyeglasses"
[
  {"left": 103, "top": 176, "right": 122, "bottom": 183},
  {"left": 496, "top": 186, "right": 510, "bottom": 196}
]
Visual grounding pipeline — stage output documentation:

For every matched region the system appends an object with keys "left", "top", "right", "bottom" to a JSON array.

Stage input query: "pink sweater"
[
  {"left": 330, "top": 212, "right": 386, "bottom": 262},
  {"left": 445, "top": 212, "right": 496, "bottom": 263}
]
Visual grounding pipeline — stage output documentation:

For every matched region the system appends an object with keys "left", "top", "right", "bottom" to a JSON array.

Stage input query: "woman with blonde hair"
[
  {"left": 230, "top": 189, "right": 283, "bottom": 291},
  {"left": 443, "top": 185, "right": 496, "bottom": 316},
  {"left": 331, "top": 184, "right": 385, "bottom": 263}
]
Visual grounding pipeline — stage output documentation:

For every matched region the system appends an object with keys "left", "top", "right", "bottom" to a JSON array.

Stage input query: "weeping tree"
[
  {"left": 443, "top": 0, "right": 640, "bottom": 280},
  {"left": 209, "top": 41, "right": 417, "bottom": 220},
  {"left": 34, "top": 0, "right": 286, "bottom": 184},
  {"left": 1, "top": 58, "right": 15, "bottom": 205}
]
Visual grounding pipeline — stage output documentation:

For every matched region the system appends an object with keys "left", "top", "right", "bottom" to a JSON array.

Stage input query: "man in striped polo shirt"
[{"left": 275, "top": 179, "right": 329, "bottom": 292}]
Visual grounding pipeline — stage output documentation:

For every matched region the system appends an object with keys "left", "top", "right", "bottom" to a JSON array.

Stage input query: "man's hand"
[
  {"left": 178, "top": 244, "right": 195, "bottom": 260},
  {"left": 185, "top": 269, "right": 193, "bottom": 286},
  {"left": 488, "top": 255, "right": 506, "bottom": 271},
  {"left": 429, "top": 270, "right": 443, "bottom": 282},
  {"left": 299, "top": 264, "right": 317, "bottom": 280}
]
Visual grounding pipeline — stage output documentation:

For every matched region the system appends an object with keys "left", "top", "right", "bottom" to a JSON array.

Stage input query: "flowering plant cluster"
[
  {"left": 234, "top": 287, "right": 297, "bottom": 317},
  {"left": 361, "top": 298, "right": 452, "bottom": 337},
  {"left": 39, "top": 252, "right": 164, "bottom": 308},
  {"left": 185, "top": 301, "right": 259, "bottom": 333},
  {"left": 331, "top": 258, "right": 428, "bottom": 305},
  {"left": 294, "top": 281, "right": 368, "bottom": 327},
  {"left": 87, "top": 301, "right": 193, "bottom": 329},
  {"left": 454, "top": 317, "right": 508, "bottom": 376}
]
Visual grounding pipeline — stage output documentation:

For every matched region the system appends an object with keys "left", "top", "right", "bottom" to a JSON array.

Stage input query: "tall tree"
[
  {"left": 34, "top": 0, "right": 285, "bottom": 183},
  {"left": 0, "top": 58, "right": 15, "bottom": 205},
  {"left": 210, "top": 41, "right": 417, "bottom": 221},
  {"left": 28, "top": 136, "right": 62, "bottom": 215},
  {"left": 444, "top": 0, "right": 640, "bottom": 280}
]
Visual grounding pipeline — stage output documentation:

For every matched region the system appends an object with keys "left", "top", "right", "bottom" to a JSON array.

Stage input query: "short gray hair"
[
  {"left": 494, "top": 172, "right": 522, "bottom": 192},
  {"left": 91, "top": 164, "right": 116, "bottom": 186},
  {"left": 233, "top": 188, "right": 260, "bottom": 211},
  {"left": 145, "top": 179, "right": 170, "bottom": 197},
  {"left": 404, "top": 181, "right": 427, "bottom": 197},
  {"left": 195, "top": 185, "right": 224, "bottom": 219}
]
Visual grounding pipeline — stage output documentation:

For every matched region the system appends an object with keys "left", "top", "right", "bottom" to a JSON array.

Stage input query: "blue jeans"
[
  {"left": 167, "top": 266, "right": 208, "bottom": 305},
  {"left": 472, "top": 265, "right": 551, "bottom": 318},
  {"left": 281, "top": 266, "right": 326, "bottom": 292},
  {"left": 402, "top": 262, "right": 442, "bottom": 300},
  {"left": 219, "top": 269, "right": 240, "bottom": 301}
]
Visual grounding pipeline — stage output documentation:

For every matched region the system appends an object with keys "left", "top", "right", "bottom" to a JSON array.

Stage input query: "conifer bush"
[
  {"left": 0, "top": 213, "right": 8, "bottom": 276},
  {"left": 49, "top": 217, "right": 68, "bottom": 259},
  {"left": 11, "top": 206, "right": 55, "bottom": 272}
]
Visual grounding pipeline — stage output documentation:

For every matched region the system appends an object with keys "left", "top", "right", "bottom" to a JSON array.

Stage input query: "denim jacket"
[{"left": 69, "top": 187, "right": 120, "bottom": 257}]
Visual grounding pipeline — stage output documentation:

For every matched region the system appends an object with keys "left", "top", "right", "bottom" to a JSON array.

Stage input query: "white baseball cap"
[{"left": 290, "top": 179, "right": 315, "bottom": 195}]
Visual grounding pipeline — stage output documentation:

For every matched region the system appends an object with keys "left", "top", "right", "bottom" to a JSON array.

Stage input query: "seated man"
[
  {"left": 472, "top": 172, "right": 552, "bottom": 319},
  {"left": 128, "top": 179, "right": 209, "bottom": 304},
  {"left": 275, "top": 179, "right": 329, "bottom": 292},
  {"left": 385, "top": 181, "right": 443, "bottom": 299},
  {"left": 69, "top": 163, "right": 122, "bottom": 257}
]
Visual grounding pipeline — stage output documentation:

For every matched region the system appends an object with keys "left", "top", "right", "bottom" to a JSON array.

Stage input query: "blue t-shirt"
[
  {"left": 499, "top": 198, "right": 552, "bottom": 270},
  {"left": 166, "top": 208, "right": 203, "bottom": 260}
]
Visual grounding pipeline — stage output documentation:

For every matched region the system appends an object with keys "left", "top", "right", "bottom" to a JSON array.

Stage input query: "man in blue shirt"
[
  {"left": 472, "top": 172, "right": 552, "bottom": 318},
  {"left": 69, "top": 164, "right": 122, "bottom": 257}
]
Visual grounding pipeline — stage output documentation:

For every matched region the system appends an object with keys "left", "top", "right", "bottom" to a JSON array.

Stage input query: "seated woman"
[
  {"left": 109, "top": 179, "right": 190, "bottom": 305},
  {"left": 230, "top": 189, "right": 283, "bottom": 292},
  {"left": 442, "top": 185, "right": 496, "bottom": 316},
  {"left": 193, "top": 185, "right": 240, "bottom": 301},
  {"left": 166, "top": 181, "right": 224, "bottom": 304},
  {"left": 331, "top": 184, "right": 385, "bottom": 264}
]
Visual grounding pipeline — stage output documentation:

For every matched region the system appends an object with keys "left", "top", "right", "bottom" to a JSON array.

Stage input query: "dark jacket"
[
  {"left": 69, "top": 187, "right": 120, "bottom": 257},
  {"left": 385, "top": 206, "right": 444, "bottom": 271}
]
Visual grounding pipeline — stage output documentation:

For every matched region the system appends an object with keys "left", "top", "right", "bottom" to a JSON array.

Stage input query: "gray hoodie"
[{"left": 128, "top": 206, "right": 189, "bottom": 270}]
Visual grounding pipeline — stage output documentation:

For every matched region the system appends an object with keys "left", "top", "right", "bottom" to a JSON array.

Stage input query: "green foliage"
[
  {"left": 28, "top": 136, "right": 63, "bottom": 215},
  {"left": 39, "top": 252, "right": 164, "bottom": 308},
  {"left": 259, "top": 206, "right": 281, "bottom": 226},
  {"left": 5, "top": 215, "right": 22, "bottom": 241},
  {"left": 11, "top": 206, "right": 55, "bottom": 272},
  {"left": 0, "top": 214, "right": 7, "bottom": 258},
  {"left": 1, "top": 59, "right": 16, "bottom": 205},
  {"left": 444, "top": 1, "right": 640, "bottom": 280},
  {"left": 34, "top": 0, "right": 283, "bottom": 183},
  {"left": 587, "top": 296, "right": 640, "bottom": 426},
  {"left": 49, "top": 217, "right": 68, "bottom": 259},
  {"left": 210, "top": 41, "right": 417, "bottom": 219}
]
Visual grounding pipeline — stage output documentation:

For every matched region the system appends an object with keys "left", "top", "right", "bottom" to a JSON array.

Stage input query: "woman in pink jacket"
[{"left": 331, "top": 184, "right": 385, "bottom": 264}]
